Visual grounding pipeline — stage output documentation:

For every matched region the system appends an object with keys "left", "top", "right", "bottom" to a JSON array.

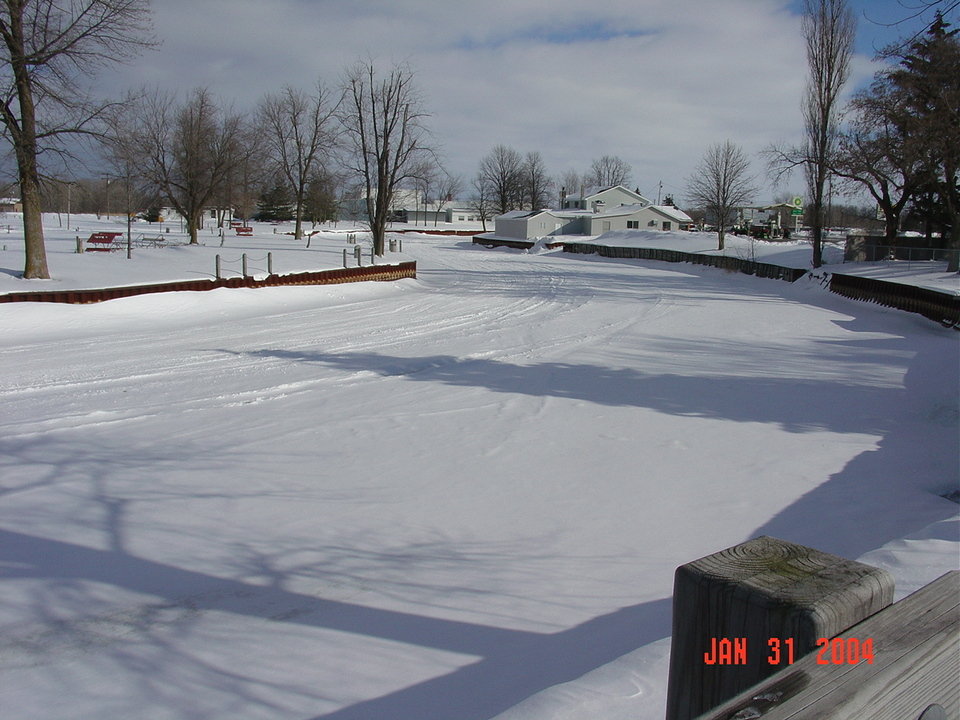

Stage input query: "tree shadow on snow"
[
  {"left": 231, "top": 347, "right": 898, "bottom": 436},
  {"left": 748, "top": 311, "right": 960, "bottom": 560},
  {"left": 0, "top": 527, "right": 670, "bottom": 720}
]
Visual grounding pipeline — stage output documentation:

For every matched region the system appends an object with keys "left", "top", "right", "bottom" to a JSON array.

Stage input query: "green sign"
[
  {"left": 791, "top": 208, "right": 803, "bottom": 216},
  {"left": 792, "top": 196, "right": 803, "bottom": 209}
]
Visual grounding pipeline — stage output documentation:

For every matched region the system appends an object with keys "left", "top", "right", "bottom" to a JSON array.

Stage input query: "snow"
[{"left": 1, "top": 216, "right": 958, "bottom": 720}]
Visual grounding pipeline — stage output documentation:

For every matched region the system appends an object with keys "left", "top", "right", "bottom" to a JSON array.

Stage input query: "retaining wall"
[
  {"left": 830, "top": 273, "right": 960, "bottom": 328},
  {"left": 561, "top": 243, "right": 807, "bottom": 282},
  {"left": 0, "top": 262, "right": 417, "bottom": 305}
]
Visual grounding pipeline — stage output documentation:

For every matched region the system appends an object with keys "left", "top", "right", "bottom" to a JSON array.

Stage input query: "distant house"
[
  {"left": 488, "top": 185, "right": 693, "bottom": 242},
  {"left": 560, "top": 185, "right": 651, "bottom": 210},
  {"left": 495, "top": 209, "right": 585, "bottom": 240},
  {"left": 353, "top": 188, "right": 481, "bottom": 226},
  {"left": 158, "top": 206, "right": 235, "bottom": 227},
  {"left": 0, "top": 197, "right": 23, "bottom": 213},
  {"left": 583, "top": 203, "right": 694, "bottom": 234}
]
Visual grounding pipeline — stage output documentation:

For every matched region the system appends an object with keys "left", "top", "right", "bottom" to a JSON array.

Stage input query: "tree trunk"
[
  {"left": 8, "top": 6, "right": 50, "bottom": 279},
  {"left": 188, "top": 211, "right": 201, "bottom": 244},
  {"left": 883, "top": 207, "right": 900, "bottom": 245},
  {"left": 947, "top": 224, "right": 960, "bottom": 273},
  {"left": 20, "top": 171, "right": 49, "bottom": 279},
  {"left": 294, "top": 198, "right": 304, "bottom": 240}
]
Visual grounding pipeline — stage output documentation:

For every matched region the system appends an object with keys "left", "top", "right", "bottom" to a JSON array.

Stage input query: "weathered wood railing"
[
  {"left": 694, "top": 570, "right": 958, "bottom": 719},
  {"left": 664, "top": 537, "right": 958, "bottom": 720}
]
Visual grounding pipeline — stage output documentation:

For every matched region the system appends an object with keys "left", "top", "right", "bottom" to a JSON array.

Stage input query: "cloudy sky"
[{"left": 94, "top": 0, "right": 957, "bottom": 203}]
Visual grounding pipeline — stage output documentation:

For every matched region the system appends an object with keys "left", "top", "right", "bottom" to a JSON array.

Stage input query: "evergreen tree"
[
  {"left": 254, "top": 183, "right": 295, "bottom": 222},
  {"left": 888, "top": 14, "right": 960, "bottom": 269}
]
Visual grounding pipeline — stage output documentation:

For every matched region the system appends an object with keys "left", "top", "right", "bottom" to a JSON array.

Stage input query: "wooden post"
[
  {"left": 696, "top": 572, "right": 958, "bottom": 720},
  {"left": 242, "top": 253, "right": 248, "bottom": 278},
  {"left": 343, "top": 249, "right": 347, "bottom": 268},
  {"left": 267, "top": 252, "right": 273, "bottom": 276},
  {"left": 215, "top": 255, "right": 221, "bottom": 279},
  {"left": 665, "top": 536, "right": 894, "bottom": 720},
  {"left": 76, "top": 236, "right": 83, "bottom": 254}
]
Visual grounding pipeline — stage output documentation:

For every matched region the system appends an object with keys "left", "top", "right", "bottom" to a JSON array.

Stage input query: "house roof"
[
  {"left": 563, "top": 185, "right": 649, "bottom": 203},
  {"left": 499, "top": 210, "right": 542, "bottom": 220},
  {"left": 649, "top": 205, "right": 693, "bottom": 223}
]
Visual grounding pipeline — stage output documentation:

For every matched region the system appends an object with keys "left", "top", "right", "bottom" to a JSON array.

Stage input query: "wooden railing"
[
  {"left": 695, "top": 570, "right": 958, "bottom": 720},
  {"left": 664, "top": 537, "right": 958, "bottom": 720}
]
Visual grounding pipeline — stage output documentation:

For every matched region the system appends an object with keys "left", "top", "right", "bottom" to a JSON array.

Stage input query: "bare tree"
[
  {"left": 411, "top": 159, "right": 438, "bottom": 226},
  {"left": 0, "top": 0, "right": 154, "bottom": 278},
  {"left": 557, "top": 168, "right": 587, "bottom": 206},
  {"left": 468, "top": 171, "right": 494, "bottom": 231},
  {"left": 340, "top": 60, "right": 432, "bottom": 256},
  {"left": 766, "top": 0, "right": 855, "bottom": 266},
  {"left": 833, "top": 76, "right": 923, "bottom": 242},
  {"left": 802, "top": 0, "right": 855, "bottom": 267},
  {"left": 686, "top": 140, "right": 758, "bottom": 250},
  {"left": 479, "top": 144, "right": 524, "bottom": 214},
  {"left": 126, "top": 88, "right": 247, "bottom": 245},
  {"left": 522, "top": 151, "right": 553, "bottom": 210},
  {"left": 588, "top": 155, "right": 632, "bottom": 188},
  {"left": 259, "top": 83, "right": 341, "bottom": 241},
  {"left": 433, "top": 170, "right": 462, "bottom": 226}
]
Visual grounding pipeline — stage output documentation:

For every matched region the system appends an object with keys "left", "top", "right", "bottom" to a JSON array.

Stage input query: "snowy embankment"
[{"left": 0, "top": 216, "right": 957, "bottom": 720}]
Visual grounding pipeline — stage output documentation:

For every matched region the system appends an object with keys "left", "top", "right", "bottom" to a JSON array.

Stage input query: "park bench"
[
  {"left": 234, "top": 226, "right": 253, "bottom": 236},
  {"left": 86, "top": 232, "right": 123, "bottom": 251}
]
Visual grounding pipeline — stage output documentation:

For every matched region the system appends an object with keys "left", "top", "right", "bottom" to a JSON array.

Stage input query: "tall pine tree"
[{"left": 889, "top": 14, "right": 960, "bottom": 270}]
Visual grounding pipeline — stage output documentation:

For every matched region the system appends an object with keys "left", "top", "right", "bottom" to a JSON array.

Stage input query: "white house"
[
  {"left": 560, "top": 185, "right": 651, "bottom": 211},
  {"left": 0, "top": 197, "right": 23, "bottom": 213},
  {"left": 158, "top": 206, "right": 235, "bottom": 227},
  {"left": 488, "top": 185, "right": 693, "bottom": 242},
  {"left": 583, "top": 203, "right": 694, "bottom": 234},
  {"left": 355, "top": 188, "right": 480, "bottom": 226}
]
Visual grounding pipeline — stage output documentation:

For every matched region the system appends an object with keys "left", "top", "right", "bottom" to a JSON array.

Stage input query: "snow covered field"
[{"left": 1, "top": 216, "right": 958, "bottom": 720}]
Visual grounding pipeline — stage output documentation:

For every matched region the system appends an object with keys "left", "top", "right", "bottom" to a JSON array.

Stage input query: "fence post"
[
  {"left": 665, "top": 536, "right": 894, "bottom": 720},
  {"left": 354, "top": 245, "right": 361, "bottom": 266},
  {"left": 76, "top": 236, "right": 83, "bottom": 254},
  {"left": 267, "top": 252, "right": 273, "bottom": 276},
  {"left": 242, "top": 253, "right": 248, "bottom": 278},
  {"left": 343, "top": 249, "right": 347, "bottom": 268},
  {"left": 215, "top": 255, "right": 221, "bottom": 279}
]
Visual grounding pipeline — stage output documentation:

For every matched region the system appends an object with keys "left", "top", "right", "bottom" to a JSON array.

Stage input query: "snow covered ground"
[{"left": 1, "top": 216, "right": 958, "bottom": 720}]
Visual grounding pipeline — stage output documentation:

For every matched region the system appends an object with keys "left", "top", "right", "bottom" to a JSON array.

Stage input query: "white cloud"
[{"left": 91, "top": 0, "right": 900, "bottom": 202}]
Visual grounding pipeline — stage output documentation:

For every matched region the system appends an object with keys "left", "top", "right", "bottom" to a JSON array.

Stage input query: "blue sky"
[{"left": 91, "top": 0, "right": 957, "bottom": 204}]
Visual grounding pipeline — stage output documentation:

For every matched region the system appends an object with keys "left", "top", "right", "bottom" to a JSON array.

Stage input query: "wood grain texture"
[
  {"left": 696, "top": 571, "right": 959, "bottom": 720},
  {"left": 665, "top": 536, "right": 895, "bottom": 720}
]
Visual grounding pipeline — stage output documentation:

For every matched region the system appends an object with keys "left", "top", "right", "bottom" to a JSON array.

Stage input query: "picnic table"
[{"left": 86, "top": 232, "right": 124, "bottom": 251}]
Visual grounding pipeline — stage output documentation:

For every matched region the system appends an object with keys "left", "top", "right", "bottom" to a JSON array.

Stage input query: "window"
[{"left": 627, "top": 220, "right": 639, "bottom": 229}]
